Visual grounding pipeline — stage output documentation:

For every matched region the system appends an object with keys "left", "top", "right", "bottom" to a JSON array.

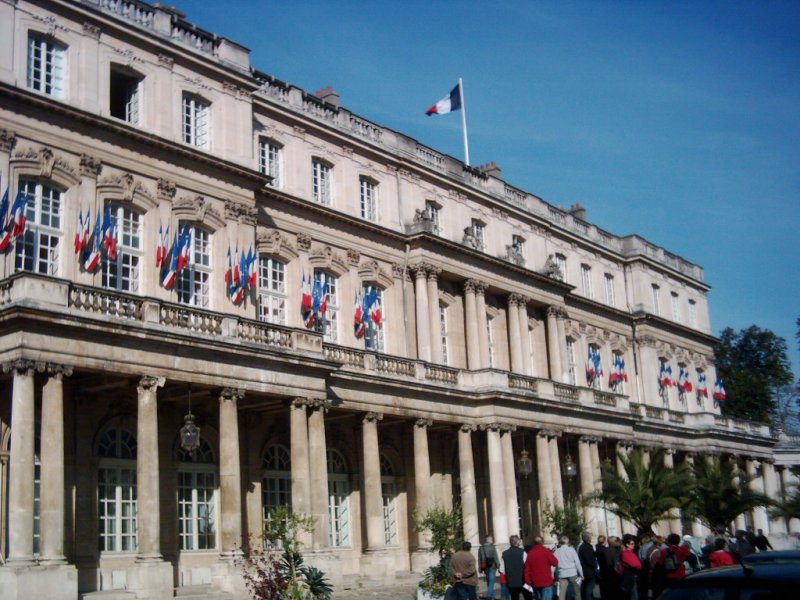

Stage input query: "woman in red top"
[
  {"left": 708, "top": 538, "right": 735, "bottom": 568},
  {"left": 620, "top": 534, "right": 642, "bottom": 600}
]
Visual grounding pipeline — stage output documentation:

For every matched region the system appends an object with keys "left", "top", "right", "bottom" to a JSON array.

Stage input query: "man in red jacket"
[
  {"left": 524, "top": 535, "right": 558, "bottom": 600},
  {"left": 658, "top": 533, "right": 693, "bottom": 590}
]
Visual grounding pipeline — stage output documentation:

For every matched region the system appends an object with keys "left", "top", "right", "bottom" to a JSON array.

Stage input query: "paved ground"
[{"left": 333, "top": 581, "right": 419, "bottom": 599}]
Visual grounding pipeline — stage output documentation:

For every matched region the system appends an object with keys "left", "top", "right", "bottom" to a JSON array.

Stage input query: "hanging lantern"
[
  {"left": 180, "top": 385, "right": 200, "bottom": 454},
  {"left": 517, "top": 448, "right": 533, "bottom": 478},
  {"left": 563, "top": 453, "right": 578, "bottom": 477}
]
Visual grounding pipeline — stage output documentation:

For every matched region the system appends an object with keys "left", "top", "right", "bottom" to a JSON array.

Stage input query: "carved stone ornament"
[
  {"left": 358, "top": 260, "right": 393, "bottom": 289},
  {"left": 1, "top": 359, "right": 45, "bottom": 376},
  {"left": 0, "top": 128, "right": 16, "bottom": 153},
  {"left": 461, "top": 227, "right": 481, "bottom": 250},
  {"left": 346, "top": 248, "right": 361, "bottom": 266},
  {"left": 157, "top": 178, "right": 177, "bottom": 200},
  {"left": 224, "top": 198, "right": 257, "bottom": 225},
  {"left": 414, "top": 418, "right": 433, "bottom": 428},
  {"left": 459, "top": 424, "right": 477, "bottom": 433},
  {"left": 79, "top": 154, "right": 102, "bottom": 178},
  {"left": 363, "top": 412, "right": 383, "bottom": 423},
  {"left": 308, "top": 245, "right": 347, "bottom": 275},
  {"left": 46, "top": 363, "right": 74, "bottom": 379},
  {"left": 541, "top": 254, "right": 564, "bottom": 280},
  {"left": 391, "top": 263, "right": 408, "bottom": 280},
  {"left": 158, "top": 54, "right": 174, "bottom": 70},
  {"left": 256, "top": 229, "right": 298, "bottom": 260},
  {"left": 137, "top": 375, "right": 165, "bottom": 392},
  {"left": 83, "top": 22, "right": 101, "bottom": 39},
  {"left": 173, "top": 195, "right": 224, "bottom": 230},
  {"left": 220, "top": 387, "right": 245, "bottom": 403},
  {"left": 414, "top": 206, "right": 434, "bottom": 223},
  {"left": 12, "top": 146, "right": 78, "bottom": 186},
  {"left": 296, "top": 233, "right": 312, "bottom": 251}
]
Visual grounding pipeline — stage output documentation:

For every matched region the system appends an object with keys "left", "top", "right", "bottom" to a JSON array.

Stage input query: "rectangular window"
[
  {"left": 612, "top": 350, "right": 625, "bottom": 394},
  {"left": 471, "top": 219, "right": 485, "bottom": 250},
  {"left": 259, "top": 139, "right": 282, "bottom": 188},
  {"left": 652, "top": 284, "right": 661, "bottom": 316},
  {"left": 313, "top": 271, "right": 338, "bottom": 343},
  {"left": 381, "top": 480, "right": 398, "bottom": 546},
  {"left": 581, "top": 264, "right": 593, "bottom": 298},
  {"left": 604, "top": 274, "right": 615, "bottom": 307},
  {"left": 486, "top": 317, "right": 495, "bottom": 368},
  {"left": 688, "top": 299, "right": 697, "bottom": 328},
  {"left": 177, "top": 225, "right": 211, "bottom": 307},
  {"left": 15, "top": 179, "right": 62, "bottom": 276},
  {"left": 27, "top": 34, "right": 66, "bottom": 98},
  {"left": 328, "top": 477, "right": 350, "bottom": 547},
  {"left": 102, "top": 205, "right": 142, "bottom": 294},
  {"left": 363, "top": 283, "right": 384, "bottom": 352},
  {"left": 554, "top": 253, "right": 567, "bottom": 282},
  {"left": 566, "top": 339, "right": 577, "bottom": 385},
  {"left": 439, "top": 304, "right": 449, "bottom": 366},
  {"left": 425, "top": 200, "right": 440, "bottom": 233},
  {"left": 257, "top": 256, "right": 286, "bottom": 324},
  {"left": 671, "top": 292, "right": 680, "bottom": 322},
  {"left": 312, "top": 160, "right": 332, "bottom": 205},
  {"left": 182, "top": 93, "right": 210, "bottom": 149},
  {"left": 177, "top": 470, "right": 217, "bottom": 551},
  {"left": 360, "top": 178, "right": 377, "bottom": 221},
  {"left": 110, "top": 66, "right": 142, "bottom": 125},
  {"left": 98, "top": 466, "right": 137, "bottom": 552}
]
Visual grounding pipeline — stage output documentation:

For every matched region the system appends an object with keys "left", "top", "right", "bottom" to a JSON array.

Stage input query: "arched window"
[
  {"left": 97, "top": 427, "right": 137, "bottom": 552},
  {"left": 15, "top": 178, "right": 63, "bottom": 276},
  {"left": 380, "top": 454, "right": 398, "bottom": 546},
  {"left": 327, "top": 448, "right": 350, "bottom": 547},
  {"left": 177, "top": 223, "right": 211, "bottom": 307},
  {"left": 258, "top": 256, "right": 286, "bottom": 324},
  {"left": 102, "top": 203, "right": 142, "bottom": 294},
  {"left": 177, "top": 437, "right": 217, "bottom": 551},
  {"left": 262, "top": 444, "right": 291, "bottom": 534}
]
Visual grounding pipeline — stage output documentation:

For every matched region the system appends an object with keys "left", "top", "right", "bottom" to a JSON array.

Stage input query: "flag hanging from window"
[
  {"left": 697, "top": 373, "right": 709, "bottom": 403},
  {"left": 678, "top": 367, "right": 693, "bottom": 401},
  {"left": 0, "top": 189, "right": 28, "bottom": 251},
  {"left": 585, "top": 346, "right": 603, "bottom": 386},
  {"left": 608, "top": 354, "right": 628, "bottom": 391},
  {"left": 713, "top": 379, "right": 726, "bottom": 403},
  {"left": 658, "top": 361, "right": 674, "bottom": 393}
]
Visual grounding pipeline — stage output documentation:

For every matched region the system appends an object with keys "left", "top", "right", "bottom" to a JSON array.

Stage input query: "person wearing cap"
[{"left": 553, "top": 535, "right": 583, "bottom": 600}]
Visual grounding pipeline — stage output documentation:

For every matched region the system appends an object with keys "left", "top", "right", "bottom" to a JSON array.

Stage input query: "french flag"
[
  {"left": 83, "top": 210, "right": 103, "bottom": 272},
  {"left": 425, "top": 83, "right": 462, "bottom": 116},
  {"left": 102, "top": 206, "right": 117, "bottom": 261},
  {"left": 224, "top": 247, "right": 232, "bottom": 285},
  {"left": 176, "top": 226, "right": 191, "bottom": 271},
  {"left": 156, "top": 223, "right": 169, "bottom": 268},
  {"left": 713, "top": 379, "right": 727, "bottom": 402},
  {"left": 161, "top": 233, "right": 179, "bottom": 289},
  {"left": 245, "top": 247, "right": 257, "bottom": 288},
  {"left": 10, "top": 189, "right": 28, "bottom": 237},
  {"left": 0, "top": 187, "right": 11, "bottom": 251}
]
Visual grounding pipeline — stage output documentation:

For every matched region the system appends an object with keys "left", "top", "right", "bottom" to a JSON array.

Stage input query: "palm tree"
[
  {"left": 769, "top": 484, "right": 800, "bottom": 523},
  {"left": 685, "top": 456, "right": 771, "bottom": 534},
  {"left": 589, "top": 447, "right": 690, "bottom": 535}
]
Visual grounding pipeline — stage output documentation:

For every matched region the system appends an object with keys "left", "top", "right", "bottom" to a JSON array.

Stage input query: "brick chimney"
[
  {"left": 568, "top": 202, "right": 586, "bottom": 221},
  {"left": 478, "top": 162, "right": 502, "bottom": 178},
  {"left": 314, "top": 86, "right": 340, "bottom": 107}
]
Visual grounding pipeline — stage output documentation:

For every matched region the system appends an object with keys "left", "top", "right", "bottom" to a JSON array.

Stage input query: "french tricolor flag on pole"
[{"left": 426, "top": 83, "right": 462, "bottom": 116}]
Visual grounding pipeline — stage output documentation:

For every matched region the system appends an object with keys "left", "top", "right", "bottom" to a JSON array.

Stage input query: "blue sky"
[{"left": 185, "top": 0, "right": 800, "bottom": 375}]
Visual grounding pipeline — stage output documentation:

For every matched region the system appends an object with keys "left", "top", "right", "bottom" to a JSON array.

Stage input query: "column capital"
[
  {"left": 305, "top": 398, "right": 332, "bottom": 412},
  {"left": 538, "top": 428, "right": 560, "bottom": 439},
  {"left": 414, "top": 418, "right": 433, "bottom": 429},
  {"left": 459, "top": 423, "right": 477, "bottom": 433},
  {"left": 616, "top": 440, "right": 634, "bottom": 450},
  {"left": 410, "top": 263, "right": 430, "bottom": 279},
  {"left": 761, "top": 457, "right": 775, "bottom": 465},
  {"left": 464, "top": 278, "right": 486, "bottom": 294},
  {"left": 2, "top": 358, "right": 43, "bottom": 376},
  {"left": 220, "top": 387, "right": 245, "bottom": 403},
  {"left": 426, "top": 265, "right": 442, "bottom": 280},
  {"left": 363, "top": 411, "right": 383, "bottom": 424},
  {"left": 579, "top": 435, "right": 601, "bottom": 445},
  {"left": 46, "top": 362, "right": 73, "bottom": 379},
  {"left": 138, "top": 375, "right": 165, "bottom": 393},
  {"left": 508, "top": 292, "right": 528, "bottom": 307},
  {"left": 546, "top": 305, "right": 567, "bottom": 319},
  {"left": 480, "top": 422, "right": 516, "bottom": 433}
]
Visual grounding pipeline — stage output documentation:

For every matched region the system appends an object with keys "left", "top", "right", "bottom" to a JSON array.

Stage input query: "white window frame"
[
  {"left": 581, "top": 264, "right": 593, "bottom": 298},
  {"left": 360, "top": 177, "right": 377, "bottom": 221},
  {"left": 259, "top": 138, "right": 283, "bottom": 189},
  {"left": 177, "top": 224, "right": 211, "bottom": 308},
  {"left": 312, "top": 159, "right": 332, "bottom": 206},
  {"left": 15, "top": 178, "right": 62, "bottom": 276},
  {"left": 554, "top": 253, "right": 567, "bottom": 282},
  {"left": 565, "top": 339, "right": 577, "bottom": 385},
  {"left": 102, "top": 204, "right": 142, "bottom": 294},
  {"left": 363, "top": 283, "right": 384, "bottom": 353},
  {"left": 604, "top": 274, "right": 615, "bottom": 307},
  {"left": 257, "top": 256, "right": 286, "bottom": 325},
  {"left": 471, "top": 219, "right": 485, "bottom": 251},
  {"left": 313, "top": 271, "right": 338, "bottom": 343},
  {"left": 439, "top": 304, "right": 449, "bottom": 366},
  {"left": 425, "top": 200, "right": 441, "bottom": 234},
  {"left": 486, "top": 316, "right": 495, "bottom": 368},
  {"left": 182, "top": 93, "right": 210, "bottom": 149},
  {"left": 262, "top": 444, "right": 292, "bottom": 538},
  {"left": 97, "top": 428, "right": 138, "bottom": 554},
  {"left": 652, "top": 284, "right": 661, "bottom": 316},
  {"left": 671, "top": 292, "right": 680, "bottom": 322},
  {"left": 688, "top": 299, "right": 697, "bottom": 328},
  {"left": 27, "top": 34, "right": 66, "bottom": 98},
  {"left": 612, "top": 350, "right": 625, "bottom": 394},
  {"left": 380, "top": 454, "right": 399, "bottom": 546},
  {"left": 110, "top": 65, "right": 142, "bottom": 125},
  {"left": 177, "top": 439, "right": 218, "bottom": 552},
  {"left": 327, "top": 449, "right": 350, "bottom": 547},
  {"left": 588, "top": 343, "right": 602, "bottom": 390}
]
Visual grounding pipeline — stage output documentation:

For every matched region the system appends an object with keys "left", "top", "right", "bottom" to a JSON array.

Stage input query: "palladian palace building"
[{"left": 0, "top": 1, "right": 797, "bottom": 599}]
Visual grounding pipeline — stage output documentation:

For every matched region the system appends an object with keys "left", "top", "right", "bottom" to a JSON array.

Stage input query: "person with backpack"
[
  {"left": 479, "top": 535, "right": 500, "bottom": 600},
  {"left": 618, "top": 534, "right": 642, "bottom": 600},
  {"left": 657, "top": 533, "right": 693, "bottom": 593}
]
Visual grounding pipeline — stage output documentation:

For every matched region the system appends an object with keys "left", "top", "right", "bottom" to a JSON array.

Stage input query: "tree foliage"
[
  {"left": 589, "top": 447, "right": 689, "bottom": 535},
  {"left": 414, "top": 504, "right": 464, "bottom": 558},
  {"left": 769, "top": 482, "right": 800, "bottom": 522},
  {"left": 685, "top": 457, "right": 771, "bottom": 534},
  {"left": 541, "top": 495, "right": 589, "bottom": 544},
  {"left": 714, "top": 325, "right": 793, "bottom": 424}
]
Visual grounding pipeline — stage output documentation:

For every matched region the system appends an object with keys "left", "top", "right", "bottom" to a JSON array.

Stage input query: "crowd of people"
[{"left": 448, "top": 526, "right": 772, "bottom": 600}]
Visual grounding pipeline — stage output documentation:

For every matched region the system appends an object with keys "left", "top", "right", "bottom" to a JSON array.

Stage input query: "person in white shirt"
[{"left": 552, "top": 536, "right": 583, "bottom": 600}]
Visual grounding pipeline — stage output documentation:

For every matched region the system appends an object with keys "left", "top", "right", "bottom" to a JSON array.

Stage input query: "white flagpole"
[{"left": 458, "top": 77, "right": 470, "bottom": 166}]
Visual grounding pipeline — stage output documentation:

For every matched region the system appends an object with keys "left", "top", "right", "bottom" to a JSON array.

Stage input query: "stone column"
[
  {"left": 290, "top": 399, "right": 312, "bottom": 548},
  {"left": 40, "top": 363, "right": 73, "bottom": 564},
  {"left": 780, "top": 467, "right": 800, "bottom": 533},
  {"left": 578, "top": 437, "right": 597, "bottom": 535},
  {"left": 136, "top": 375, "right": 165, "bottom": 562},
  {"left": 500, "top": 426, "right": 520, "bottom": 537},
  {"left": 308, "top": 400, "right": 332, "bottom": 550},
  {"left": 684, "top": 453, "right": 707, "bottom": 537},
  {"left": 746, "top": 458, "right": 769, "bottom": 533},
  {"left": 485, "top": 424, "right": 509, "bottom": 542},
  {"left": 362, "top": 412, "right": 385, "bottom": 550},
  {"left": 507, "top": 294, "right": 524, "bottom": 374},
  {"left": 536, "top": 431, "right": 554, "bottom": 511},
  {"left": 219, "top": 387, "right": 245, "bottom": 557},
  {"left": 548, "top": 434, "right": 564, "bottom": 508},
  {"left": 616, "top": 442, "right": 632, "bottom": 534},
  {"left": 732, "top": 457, "right": 747, "bottom": 532},
  {"left": 546, "top": 306, "right": 563, "bottom": 381},
  {"left": 762, "top": 460, "right": 785, "bottom": 534},
  {"left": 4, "top": 360, "right": 36, "bottom": 564},
  {"left": 427, "top": 267, "right": 443, "bottom": 364},
  {"left": 518, "top": 298, "right": 532, "bottom": 376},
  {"left": 464, "top": 280, "right": 480, "bottom": 370},
  {"left": 589, "top": 439, "right": 606, "bottom": 536},
  {"left": 664, "top": 450, "right": 683, "bottom": 535},
  {"left": 458, "top": 425, "right": 480, "bottom": 546},
  {"left": 412, "top": 265, "right": 431, "bottom": 362},
  {"left": 475, "top": 281, "right": 490, "bottom": 368},
  {"left": 413, "top": 419, "right": 433, "bottom": 547}
]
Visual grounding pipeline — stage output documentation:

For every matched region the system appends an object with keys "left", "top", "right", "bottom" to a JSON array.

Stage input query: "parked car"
[
  {"left": 742, "top": 550, "right": 800, "bottom": 565},
  {"left": 656, "top": 558, "right": 800, "bottom": 599}
]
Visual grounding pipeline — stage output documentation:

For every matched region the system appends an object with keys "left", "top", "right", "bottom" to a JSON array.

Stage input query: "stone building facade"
[{"left": 0, "top": 1, "right": 797, "bottom": 599}]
